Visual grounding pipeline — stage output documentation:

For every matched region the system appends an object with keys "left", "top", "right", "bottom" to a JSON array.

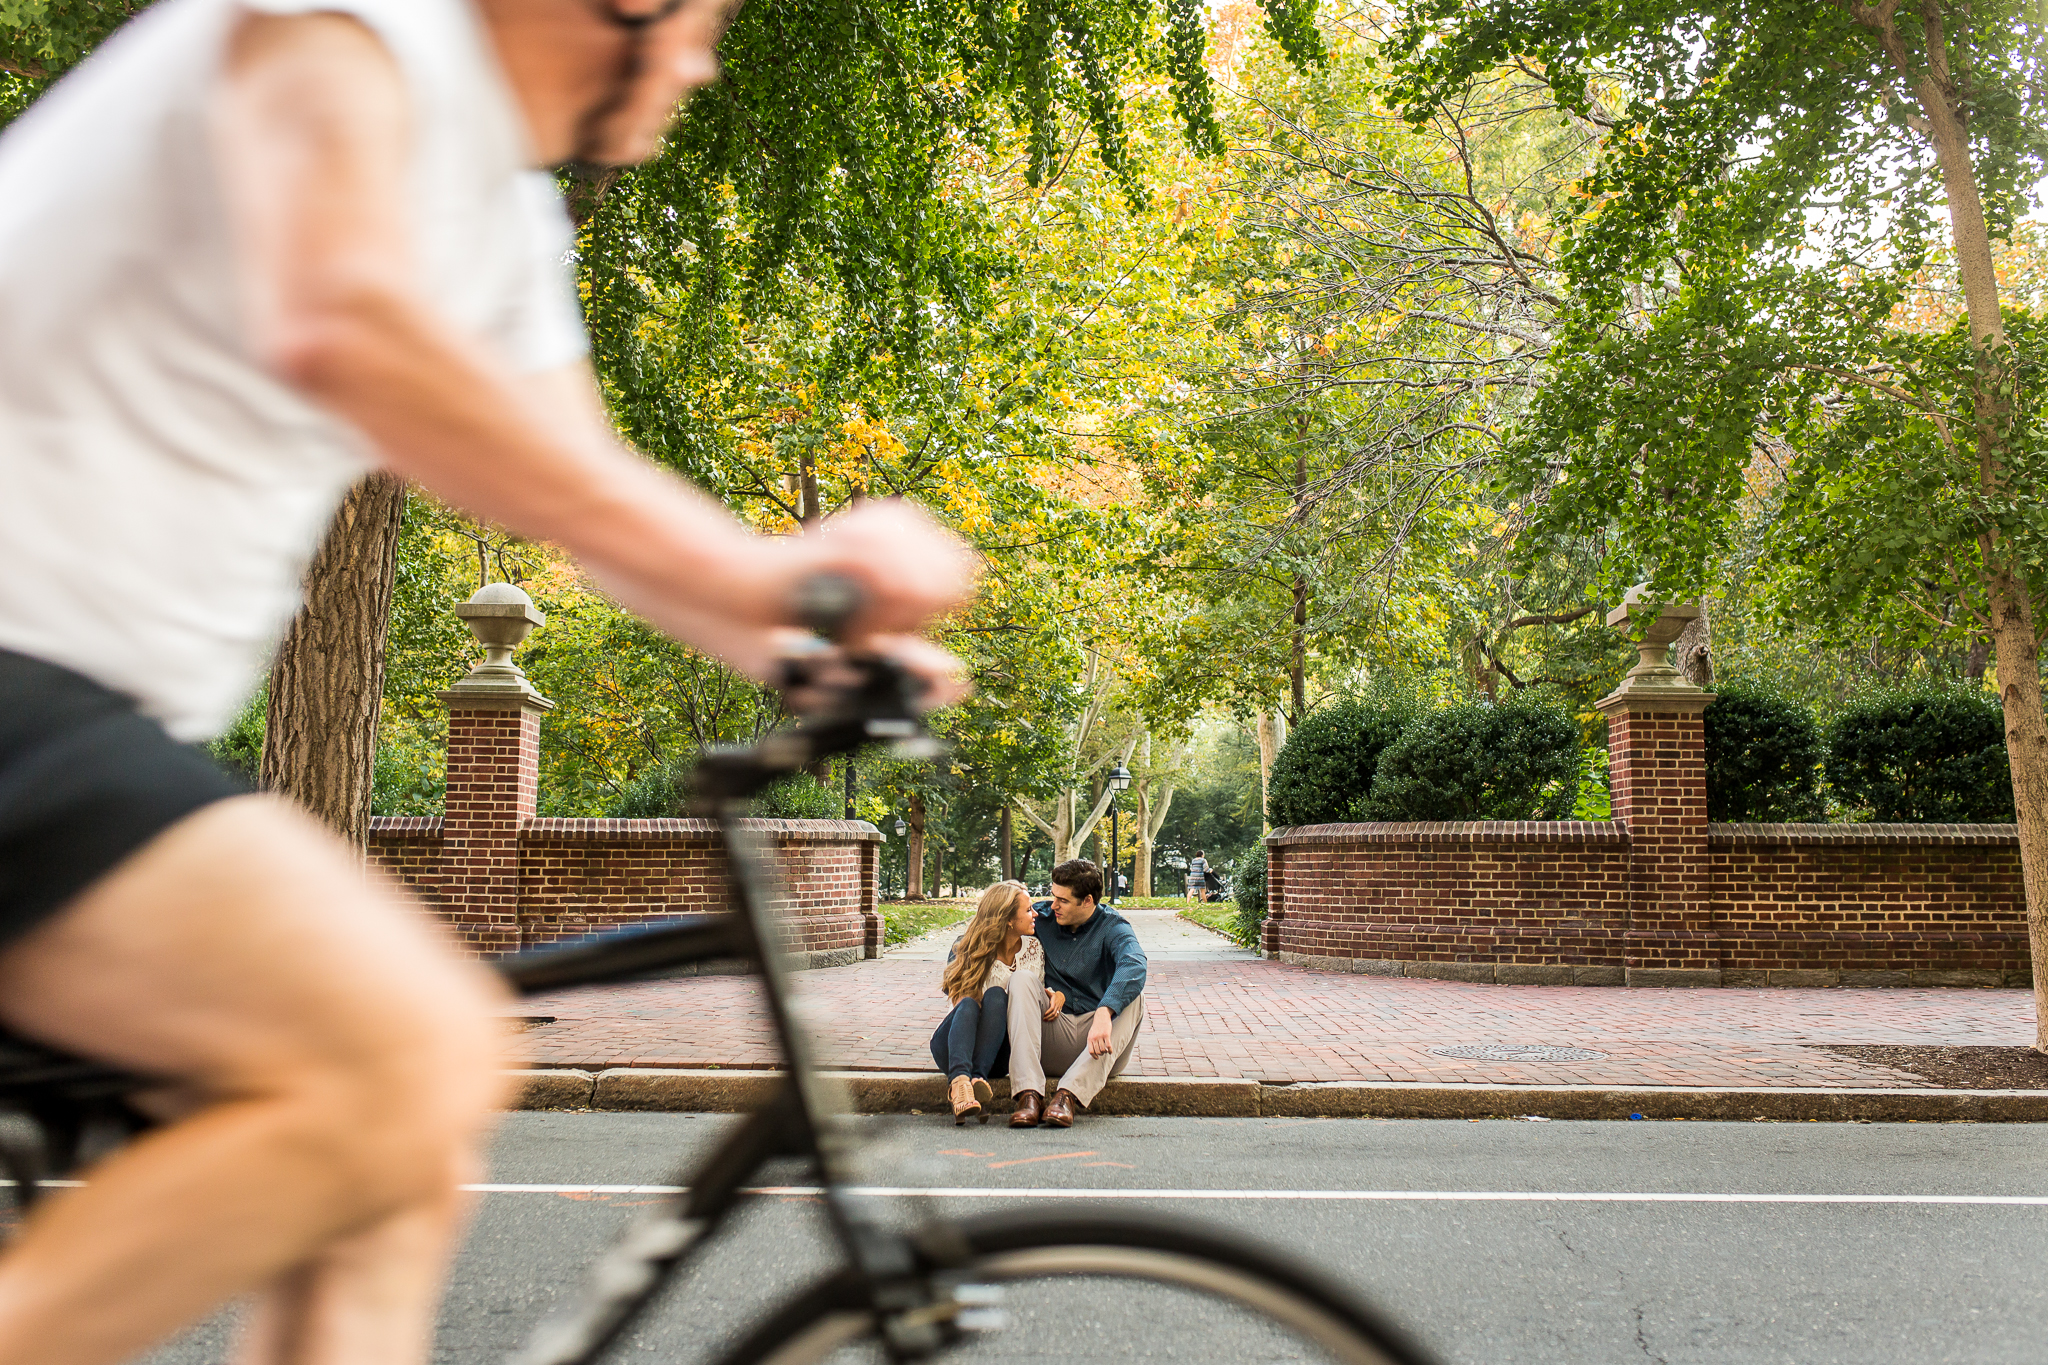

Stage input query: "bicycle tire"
[{"left": 716, "top": 1206, "right": 1437, "bottom": 1365}]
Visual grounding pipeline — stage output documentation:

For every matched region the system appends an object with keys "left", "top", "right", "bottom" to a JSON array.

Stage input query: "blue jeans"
[{"left": 930, "top": 987, "right": 1011, "bottom": 1081}]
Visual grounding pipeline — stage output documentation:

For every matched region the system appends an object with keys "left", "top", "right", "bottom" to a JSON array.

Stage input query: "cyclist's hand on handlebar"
[
  {"left": 769, "top": 500, "right": 975, "bottom": 710},
  {"left": 769, "top": 629, "right": 970, "bottom": 712},
  {"left": 788, "top": 501, "right": 978, "bottom": 640}
]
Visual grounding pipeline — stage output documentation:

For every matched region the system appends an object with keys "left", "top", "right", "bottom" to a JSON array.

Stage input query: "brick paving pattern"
[{"left": 514, "top": 910, "right": 2037, "bottom": 1090}]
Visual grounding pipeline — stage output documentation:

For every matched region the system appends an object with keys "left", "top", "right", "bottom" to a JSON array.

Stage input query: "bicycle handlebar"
[{"left": 691, "top": 574, "right": 944, "bottom": 804}]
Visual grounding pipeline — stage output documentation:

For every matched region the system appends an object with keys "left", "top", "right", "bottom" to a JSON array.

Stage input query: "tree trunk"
[
  {"left": 1254, "top": 706, "right": 1286, "bottom": 832},
  {"left": 999, "top": 804, "right": 1013, "bottom": 881},
  {"left": 1289, "top": 439, "right": 1309, "bottom": 725},
  {"left": 1133, "top": 786, "right": 1152, "bottom": 898},
  {"left": 1291, "top": 575, "right": 1308, "bottom": 725},
  {"left": 906, "top": 791, "right": 926, "bottom": 898},
  {"left": 1136, "top": 776, "right": 1175, "bottom": 898},
  {"left": 1674, "top": 602, "right": 1712, "bottom": 688},
  {"left": 1966, "top": 635, "right": 1991, "bottom": 681},
  {"left": 1857, "top": 0, "right": 2038, "bottom": 1042},
  {"left": 799, "top": 448, "right": 820, "bottom": 525},
  {"left": 260, "top": 473, "right": 407, "bottom": 848},
  {"left": 1985, "top": 558, "right": 2048, "bottom": 1048}
]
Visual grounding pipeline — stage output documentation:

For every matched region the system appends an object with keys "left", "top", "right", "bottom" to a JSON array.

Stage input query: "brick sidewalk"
[{"left": 515, "top": 949, "right": 2038, "bottom": 1091}]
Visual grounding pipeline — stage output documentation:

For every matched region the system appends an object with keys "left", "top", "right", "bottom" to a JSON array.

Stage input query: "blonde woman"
[{"left": 931, "top": 880, "right": 1046, "bottom": 1123}]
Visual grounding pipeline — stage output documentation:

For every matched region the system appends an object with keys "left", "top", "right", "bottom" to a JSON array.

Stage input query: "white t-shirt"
[{"left": 0, "top": 0, "right": 587, "bottom": 740}]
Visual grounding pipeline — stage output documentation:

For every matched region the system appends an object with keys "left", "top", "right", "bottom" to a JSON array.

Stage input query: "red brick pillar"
[
  {"left": 1261, "top": 837, "right": 1287, "bottom": 958},
  {"left": 439, "top": 584, "right": 552, "bottom": 956},
  {"left": 1596, "top": 592, "right": 1717, "bottom": 986},
  {"left": 860, "top": 835, "right": 883, "bottom": 958}
]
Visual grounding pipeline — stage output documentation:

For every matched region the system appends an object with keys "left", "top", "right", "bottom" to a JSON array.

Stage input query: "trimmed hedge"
[
  {"left": 610, "top": 764, "right": 841, "bottom": 819},
  {"left": 1232, "top": 844, "right": 1268, "bottom": 949},
  {"left": 1266, "top": 699, "right": 1411, "bottom": 827},
  {"left": 1363, "top": 700, "right": 1580, "bottom": 822},
  {"left": 1825, "top": 692, "right": 2013, "bottom": 822},
  {"left": 1703, "top": 684, "right": 1823, "bottom": 821}
]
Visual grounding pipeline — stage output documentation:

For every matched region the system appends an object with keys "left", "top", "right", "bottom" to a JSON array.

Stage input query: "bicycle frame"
[{"left": 498, "top": 667, "right": 975, "bottom": 1365}]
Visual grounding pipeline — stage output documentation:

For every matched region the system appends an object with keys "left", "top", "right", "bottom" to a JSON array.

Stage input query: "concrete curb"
[{"left": 506, "top": 1069, "right": 2048, "bottom": 1122}]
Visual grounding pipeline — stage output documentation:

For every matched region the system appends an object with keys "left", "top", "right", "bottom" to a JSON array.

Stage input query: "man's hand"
[
  {"left": 1087, "top": 1007, "right": 1114, "bottom": 1057},
  {"left": 1042, "top": 990, "right": 1065, "bottom": 1022}
]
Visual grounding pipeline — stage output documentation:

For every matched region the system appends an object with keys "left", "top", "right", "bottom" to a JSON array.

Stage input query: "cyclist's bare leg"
[
  {"left": 232, "top": 1186, "right": 471, "bottom": 1365},
  {"left": 0, "top": 796, "right": 510, "bottom": 1365}
]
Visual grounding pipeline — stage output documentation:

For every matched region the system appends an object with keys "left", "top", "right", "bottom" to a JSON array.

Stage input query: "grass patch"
[
  {"left": 1178, "top": 903, "right": 1241, "bottom": 940},
  {"left": 879, "top": 898, "right": 972, "bottom": 946}
]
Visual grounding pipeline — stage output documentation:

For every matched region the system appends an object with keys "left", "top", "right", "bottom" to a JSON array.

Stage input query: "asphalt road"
[{"left": 142, "top": 1113, "right": 2048, "bottom": 1364}]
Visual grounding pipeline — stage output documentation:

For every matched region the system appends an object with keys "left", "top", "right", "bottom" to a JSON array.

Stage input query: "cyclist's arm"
[{"left": 212, "top": 12, "right": 971, "bottom": 683}]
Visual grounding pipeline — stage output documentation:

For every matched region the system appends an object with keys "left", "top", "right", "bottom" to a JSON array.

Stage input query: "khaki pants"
[{"left": 1006, "top": 973, "right": 1144, "bottom": 1107}]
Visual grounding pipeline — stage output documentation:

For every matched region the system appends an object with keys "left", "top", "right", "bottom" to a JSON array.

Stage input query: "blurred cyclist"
[{"left": 0, "top": 2, "right": 973, "bottom": 1363}]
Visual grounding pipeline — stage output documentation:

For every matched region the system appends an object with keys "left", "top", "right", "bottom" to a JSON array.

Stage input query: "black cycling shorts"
[{"left": 0, "top": 648, "right": 245, "bottom": 952}]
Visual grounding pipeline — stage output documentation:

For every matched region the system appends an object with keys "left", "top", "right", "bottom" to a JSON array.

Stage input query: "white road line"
[{"left": 458, "top": 1184, "right": 2048, "bottom": 1207}]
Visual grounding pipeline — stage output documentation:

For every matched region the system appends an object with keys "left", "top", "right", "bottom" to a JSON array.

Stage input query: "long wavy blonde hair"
[{"left": 940, "top": 880, "right": 1031, "bottom": 1004}]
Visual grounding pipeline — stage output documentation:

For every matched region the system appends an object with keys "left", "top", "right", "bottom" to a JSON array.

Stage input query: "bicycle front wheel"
[{"left": 721, "top": 1206, "right": 1437, "bottom": 1365}]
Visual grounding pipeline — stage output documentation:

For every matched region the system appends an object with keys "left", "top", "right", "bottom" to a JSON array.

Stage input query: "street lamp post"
[
  {"left": 1107, "top": 764, "right": 1132, "bottom": 903},
  {"left": 891, "top": 817, "right": 908, "bottom": 899}
]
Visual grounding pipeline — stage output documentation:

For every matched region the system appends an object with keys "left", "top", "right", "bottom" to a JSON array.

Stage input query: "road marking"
[
  {"left": 454, "top": 1184, "right": 2048, "bottom": 1207},
  {"left": 985, "top": 1151, "right": 1099, "bottom": 1170}
]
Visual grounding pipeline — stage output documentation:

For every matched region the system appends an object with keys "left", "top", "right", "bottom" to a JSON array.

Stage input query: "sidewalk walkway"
[{"left": 515, "top": 908, "right": 2036, "bottom": 1091}]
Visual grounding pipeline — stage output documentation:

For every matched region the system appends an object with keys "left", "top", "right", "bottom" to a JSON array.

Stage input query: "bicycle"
[{"left": 0, "top": 580, "right": 1436, "bottom": 1365}]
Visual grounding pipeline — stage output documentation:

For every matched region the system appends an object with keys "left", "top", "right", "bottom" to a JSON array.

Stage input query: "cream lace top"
[{"left": 979, "top": 934, "right": 1043, "bottom": 993}]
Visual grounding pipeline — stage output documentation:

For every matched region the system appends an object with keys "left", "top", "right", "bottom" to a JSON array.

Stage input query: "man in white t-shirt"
[{"left": 0, "top": 3, "right": 973, "bottom": 1363}]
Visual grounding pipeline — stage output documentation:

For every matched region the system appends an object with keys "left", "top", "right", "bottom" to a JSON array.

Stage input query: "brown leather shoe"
[
  {"left": 1009, "top": 1091, "right": 1045, "bottom": 1127},
  {"left": 1044, "top": 1089, "right": 1078, "bottom": 1128}
]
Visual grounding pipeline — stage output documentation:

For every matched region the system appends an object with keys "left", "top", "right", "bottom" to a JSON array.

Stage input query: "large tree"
[
  {"left": 1385, "top": 0, "right": 2048, "bottom": 1035},
  {"left": 3, "top": 0, "right": 1327, "bottom": 842}
]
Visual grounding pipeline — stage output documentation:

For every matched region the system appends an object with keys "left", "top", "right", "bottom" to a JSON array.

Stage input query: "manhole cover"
[{"left": 1429, "top": 1044, "right": 1607, "bottom": 1062}]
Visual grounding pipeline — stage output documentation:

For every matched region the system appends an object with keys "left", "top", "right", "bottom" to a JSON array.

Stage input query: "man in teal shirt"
[{"left": 1006, "top": 859, "right": 1147, "bottom": 1127}]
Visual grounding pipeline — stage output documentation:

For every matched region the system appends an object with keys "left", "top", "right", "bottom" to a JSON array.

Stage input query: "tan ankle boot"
[{"left": 949, "top": 1075, "right": 982, "bottom": 1124}]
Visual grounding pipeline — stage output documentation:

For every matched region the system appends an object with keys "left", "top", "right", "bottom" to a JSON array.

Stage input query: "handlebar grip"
[{"left": 792, "top": 573, "right": 865, "bottom": 641}]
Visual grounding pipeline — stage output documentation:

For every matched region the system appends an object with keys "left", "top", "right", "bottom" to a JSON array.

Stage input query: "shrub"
[
  {"left": 203, "top": 689, "right": 266, "bottom": 789},
  {"left": 1266, "top": 699, "right": 1412, "bottom": 827},
  {"left": 1703, "top": 684, "right": 1823, "bottom": 821},
  {"left": 756, "top": 773, "right": 845, "bottom": 820},
  {"left": 1825, "top": 691, "right": 2013, "bottom": 822},
  {"left": 1363, "top": 700, "right": 1579, "bottom": 821},
  {"left": 608, "top": 762, "right": 842, "bottom": 820},
  {"left": 1571, "top": 745, "right": 1612, "bottom": 820},
  {"left": 1232, "top": 844, "right": 1268, "bottom": 949}
]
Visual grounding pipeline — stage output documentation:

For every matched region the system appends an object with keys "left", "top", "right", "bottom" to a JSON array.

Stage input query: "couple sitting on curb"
[{"left": 929, "top": 859, "right": 1147, "bottom": 1128}]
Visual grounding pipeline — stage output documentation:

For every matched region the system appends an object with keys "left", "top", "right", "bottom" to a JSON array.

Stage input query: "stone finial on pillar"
[
  {"left": 1595, "top": 586, "right": 1718, "bottom": 987},
  {"left": 440, "top": 583, "right": 552, "bottom": 956},
  {"left": 445, "top": 582, "right": 555, "bottom": 709}
]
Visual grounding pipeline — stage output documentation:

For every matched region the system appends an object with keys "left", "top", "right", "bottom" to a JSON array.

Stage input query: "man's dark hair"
[{"left": 1051, "top": 859, "right": 1102, "bottom": 905}]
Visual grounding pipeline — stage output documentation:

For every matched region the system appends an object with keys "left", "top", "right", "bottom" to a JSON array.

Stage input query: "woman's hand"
[{"left": 1042, "top": 990, "right": 1065, "bottom": 1021}]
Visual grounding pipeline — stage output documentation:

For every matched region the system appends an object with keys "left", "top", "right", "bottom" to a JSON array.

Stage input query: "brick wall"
[
  {"left": 1711, "top": 824, "right": 2025, "bottom": 987},
  {"left": 369, "top": 816, "right": 881, "bottom": 967},
  {"left": 1265, "top": 821, "right": 2027, "bottom": 987},
  {"left": 1264, "top": 823, "right": 1633, "bottom": 985},
  {"left": 385, "top": 600, "right": 884, "bottom": 967}
]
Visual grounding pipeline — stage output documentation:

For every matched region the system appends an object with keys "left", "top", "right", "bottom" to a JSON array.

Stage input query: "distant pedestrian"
[{"left": 1187, "top": 850, "right": 1208, "bottom": 901}]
